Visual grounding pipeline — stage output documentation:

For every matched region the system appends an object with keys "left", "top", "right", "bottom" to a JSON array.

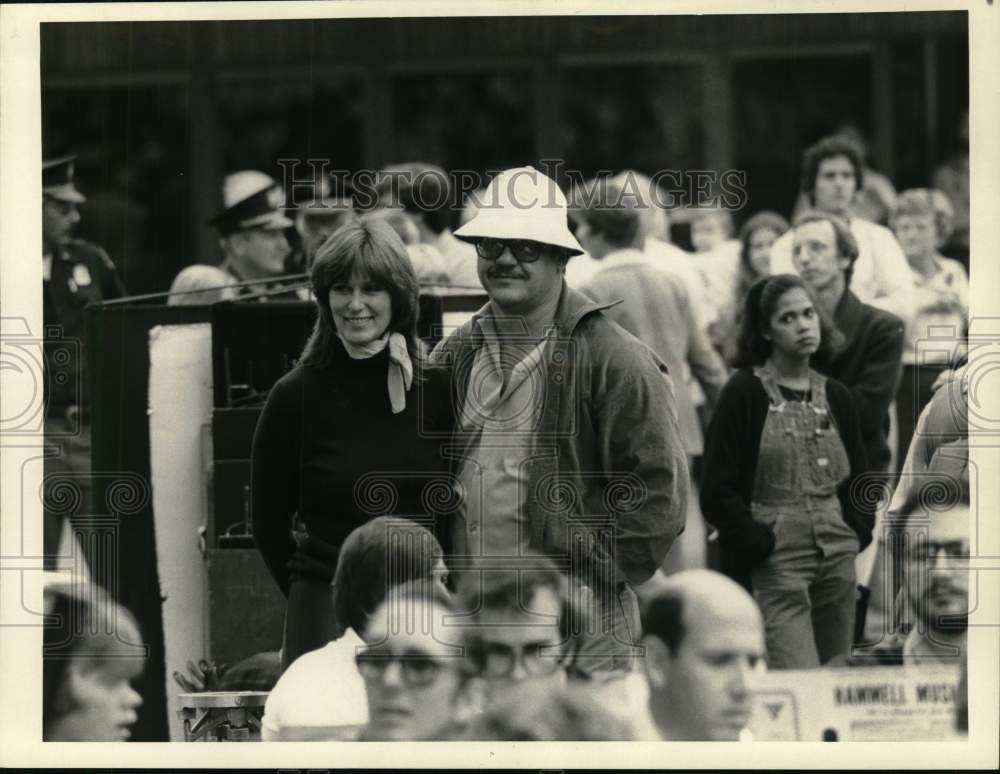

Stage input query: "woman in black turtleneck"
[{"left": 251, "top": 218, "right": 454, "bottom": 670}]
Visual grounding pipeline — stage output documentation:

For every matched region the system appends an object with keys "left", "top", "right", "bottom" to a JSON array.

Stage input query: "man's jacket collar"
[{"left": 467, "top": 281, "right": 621, "bottom": 339}]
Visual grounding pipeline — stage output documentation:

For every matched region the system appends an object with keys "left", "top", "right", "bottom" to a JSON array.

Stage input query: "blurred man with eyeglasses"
[
  {"left": 431, "top": 166, "right": 688, "bottom": 680},
  {"left": 897, "top": 453, "right": 970, "bottom": 667},
  {"left": 356, "top": 580, "right": 475, "bottom": 741},
  {"left": 639, "top": 570, "right": 766, "bottom": 741},
  {"left": 460, "top": 563, "right": 582, "bottom": 708},
  {"left": 42, "top": 154, "right": 126, "bottom": 572}
]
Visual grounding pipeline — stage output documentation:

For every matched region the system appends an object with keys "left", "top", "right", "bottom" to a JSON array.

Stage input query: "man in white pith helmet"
[{"left": 431, "top": 165, "right": 689, "bottom": 679}]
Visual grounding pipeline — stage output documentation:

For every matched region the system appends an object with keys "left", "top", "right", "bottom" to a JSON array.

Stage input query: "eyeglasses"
[
  {"left": 909, "top": 540, "right": 969, "bottom": 565},
  {"left": 473, "top": 641, "right": 567, "bottom": 680},
  {"left": 354, "top": 647, "right": 451, "bottom": 687},
  {"left": 474, "top": 238, "right": 548, "bottom": 263}
]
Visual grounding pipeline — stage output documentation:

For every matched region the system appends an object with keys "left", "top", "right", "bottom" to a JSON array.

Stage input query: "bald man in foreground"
[{"left": 640, "top": 570, "right": 766, "bottom": 741}]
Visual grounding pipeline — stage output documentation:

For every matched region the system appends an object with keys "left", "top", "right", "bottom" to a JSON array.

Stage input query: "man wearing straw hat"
[
  {"left": 431, "top": 166, "right": 689, "bottom": 676},
  {"left": 168, "top": 170, "right": 294, "bottom": 304},
  {"left": 42, "top": 154, "right": 126, "bottom": 569}
]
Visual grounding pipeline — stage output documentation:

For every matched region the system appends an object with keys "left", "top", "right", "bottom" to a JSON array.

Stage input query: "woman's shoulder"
[
  {"left": 714, "top": 368, "right": 767, "bottom": 416},
  {"left": 267, "top": 363, "right": 308, "bottom": 399},
  {"left": 723, "top": 367, "right": 764, "bottom": 394}
]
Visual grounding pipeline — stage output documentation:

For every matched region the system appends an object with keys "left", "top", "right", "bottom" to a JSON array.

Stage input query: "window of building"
[
  {"left": 560, "top": 63, "right": 705, "bottom": 181},
  {"left": 388, "top": 70, "right": 533, "bottom": 175}
]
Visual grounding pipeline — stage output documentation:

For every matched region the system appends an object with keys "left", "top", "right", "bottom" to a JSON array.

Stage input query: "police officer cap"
[
  {"left": 43, "top": 154, "right": 86, "bottom": 204},
  {"left": 209, "top": 170, "right": 295, "bottom": 235}
]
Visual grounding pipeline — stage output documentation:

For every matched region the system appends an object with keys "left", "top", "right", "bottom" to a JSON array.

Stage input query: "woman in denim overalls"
[{"left": 701, "top": 275, "right": 874, "bottom": 669}]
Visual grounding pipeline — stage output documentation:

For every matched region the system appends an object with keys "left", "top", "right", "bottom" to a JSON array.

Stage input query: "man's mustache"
[{"left": 488, "top": 270, "right": 526, "bottom": 279}]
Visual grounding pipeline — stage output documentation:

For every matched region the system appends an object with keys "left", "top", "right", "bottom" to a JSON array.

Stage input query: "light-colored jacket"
[{"left": 581, "top": 250, "right": 728, "bottom": 456}]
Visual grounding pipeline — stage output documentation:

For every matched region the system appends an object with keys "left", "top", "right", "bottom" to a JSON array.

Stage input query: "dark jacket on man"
[{"left": 814, "top": 289, "right": 905, "bottom": 473}]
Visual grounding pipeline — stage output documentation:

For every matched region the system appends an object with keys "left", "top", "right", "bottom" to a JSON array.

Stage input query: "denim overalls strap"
[{"left": 750, "top": 363, "right": 851, "bottom": 506}]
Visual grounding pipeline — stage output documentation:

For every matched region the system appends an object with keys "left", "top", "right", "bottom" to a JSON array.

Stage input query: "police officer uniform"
[{"left": 42, "top": 155, "right": 126, "bottom": 568}]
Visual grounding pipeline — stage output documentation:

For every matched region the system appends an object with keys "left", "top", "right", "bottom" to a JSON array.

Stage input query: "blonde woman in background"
[{"left": 890, "top": 188, "right": 968, "bottom": 460}]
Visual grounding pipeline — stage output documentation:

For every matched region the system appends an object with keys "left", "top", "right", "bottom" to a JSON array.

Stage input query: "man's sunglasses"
[
  {"left": 474, "top": 238, "right": 549, "bottom": 263},
  {"left": 354, "top": 647, "right": 451, "bottom": 687}
]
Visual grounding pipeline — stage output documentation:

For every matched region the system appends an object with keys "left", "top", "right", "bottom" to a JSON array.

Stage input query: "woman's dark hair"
[
  {"left": 331, "top": 517, "right": 444, "bottom": 635},
  {"left": 733, "top": 273, "right": 844, "bottom": 368},
  {"left": 43, "top": 584, "right": 144, "bottom": 737},
  {"left": 299, "top": 218, "right": 422, "bottom": 369},
  {"left": 800, "top": 134, "right": 865, "bottom": 205}
]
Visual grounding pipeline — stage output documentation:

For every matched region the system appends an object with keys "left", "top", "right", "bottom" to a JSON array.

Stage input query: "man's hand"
[{"left": 173, "top": 659, "right": 226, "bottom": 693}]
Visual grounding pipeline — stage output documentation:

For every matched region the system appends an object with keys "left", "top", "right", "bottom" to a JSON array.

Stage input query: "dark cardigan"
[
  {"left": 700, "top": 368, "right": 875, "bottom": 590},
  {"left": 813, "top": 289, "right": 905, "bottom": 473},
  {"left": 250, "top": 339, "right": 454, "bottom": 596}
]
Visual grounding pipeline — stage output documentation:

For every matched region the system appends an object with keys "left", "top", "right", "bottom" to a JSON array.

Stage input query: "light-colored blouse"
[{"left": 904, "top": 255, "right": 968, "bottom": 366}]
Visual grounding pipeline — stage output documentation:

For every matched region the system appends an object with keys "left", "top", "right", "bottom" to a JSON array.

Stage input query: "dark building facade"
[{"left": 42, "top": 13, "right": 968, "bottom": 294}]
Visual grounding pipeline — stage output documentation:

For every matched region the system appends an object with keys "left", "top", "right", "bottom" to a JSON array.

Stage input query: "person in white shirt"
[
  {"left": 770, "top": 135, "right": 915, "bottom": 329},
  {"left": 639, "top": 570, "right": 766, "bottom": 741},
  {"left": 790, "top": 123, "right": 898, "bottom": 227},
  {"left": 261, "top": 517, "right": 448, "bottom": 741},
  {"left": 687, "top": 207, "right": 742, "bottom": 333}
]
